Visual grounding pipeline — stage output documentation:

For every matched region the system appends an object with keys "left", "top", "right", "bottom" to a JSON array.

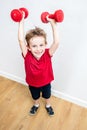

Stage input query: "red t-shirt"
[{"left": 23, "top": 49, "right": 54, "bottom": 87}]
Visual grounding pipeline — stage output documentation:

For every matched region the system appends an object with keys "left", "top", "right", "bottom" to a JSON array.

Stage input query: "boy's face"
[{"left": 28, "top": 36, "right": 46, "bottom": 60}]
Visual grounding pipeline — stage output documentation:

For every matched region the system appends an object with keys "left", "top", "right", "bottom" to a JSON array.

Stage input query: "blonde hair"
[{"left": 25, "top": 27, "right": 47, "bottom": 46}]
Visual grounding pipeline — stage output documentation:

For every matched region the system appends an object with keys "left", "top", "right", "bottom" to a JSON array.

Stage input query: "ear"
[
  {"left": 26, "top": 45, "right": 31, "bottom": 51},
  {"left": 28, "top": 48, "right": 31, "bottom": 51}
]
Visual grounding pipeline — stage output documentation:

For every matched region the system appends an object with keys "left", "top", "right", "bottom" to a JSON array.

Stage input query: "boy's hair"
[{"left": 25, "top": 27, "right": 47, "bottom": 46}]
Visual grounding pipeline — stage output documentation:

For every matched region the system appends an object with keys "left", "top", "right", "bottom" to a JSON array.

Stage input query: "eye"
[
  {"left": 32, "top": 45, "right": 37, "bottom": 48},
  {"left": 40, "top": 44, "right": 44, "bottom": 47}
]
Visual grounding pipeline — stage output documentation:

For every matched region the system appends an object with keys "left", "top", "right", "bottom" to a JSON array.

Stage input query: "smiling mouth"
[{"left": 35, "top": 51, "right": 43, "bottom": 55}]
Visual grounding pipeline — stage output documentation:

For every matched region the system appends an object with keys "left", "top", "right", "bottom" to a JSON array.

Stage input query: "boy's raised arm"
[
  {"left": 18, "top": 16, "right": 27, "bottom": 57},
  {"left": 48, "top": 17, "right": 59, "bottom": 56}
]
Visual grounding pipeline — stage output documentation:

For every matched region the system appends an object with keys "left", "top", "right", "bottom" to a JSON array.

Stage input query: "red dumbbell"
[
  {"left": 41, "top": 9, "right": 64, "bottom": 23},
  {"left": 10, "top": 7, "right": 29, "bottom": 22}
]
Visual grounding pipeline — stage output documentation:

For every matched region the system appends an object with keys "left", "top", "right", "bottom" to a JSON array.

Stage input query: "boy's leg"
[
  {"left": 29, "top": 98, "right": 40, "bottom": 115},
  {"left": 34, "top": 98, "right": 40, "bottom": 107},
  {"left": 42, "top": 84, "right": 54, "bottom": 116},
  {"left": 28, "top": 86, "right": 40, "bottom": 115},
  {"left": 45, "top": 98, "right": 51, "bottom": 107},
  {"left": 45, "top": 98, "right": 54, "bottom": 116}
]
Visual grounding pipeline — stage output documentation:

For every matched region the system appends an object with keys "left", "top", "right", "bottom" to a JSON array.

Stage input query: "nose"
[{"left": 36, "top": 46, "right": 41, "bottom": 51}]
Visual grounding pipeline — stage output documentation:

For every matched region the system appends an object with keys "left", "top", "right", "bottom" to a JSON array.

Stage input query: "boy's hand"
[
  {"left": 46, "top": 15, "right": 56, "bottom": 24},
  {"left": 21, "top": 12, "right": 25, "bottom": 21},
  {"left": 22, "top": 11, "right": 25, "bottom": 19}
]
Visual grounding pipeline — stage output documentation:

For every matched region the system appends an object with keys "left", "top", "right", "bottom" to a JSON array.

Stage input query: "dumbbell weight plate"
[
  {"left": 54, "top": 10, "right": 64, "bottom": 22},
  {"left": 10, "top": 9, "right": 23, "bottom": 22},
  {"left": 41, "top": 12, "right": 49, "bottom": 23},
  {"left": 19, "top": 7, "right": 29, "bottom": 19}
]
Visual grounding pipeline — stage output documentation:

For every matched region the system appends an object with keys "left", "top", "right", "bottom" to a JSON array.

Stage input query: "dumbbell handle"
[{"left": 48, "top": 14, "right": 55, "bottom": 19}]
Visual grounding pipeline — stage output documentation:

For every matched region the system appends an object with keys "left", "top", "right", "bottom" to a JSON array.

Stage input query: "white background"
[{"left": 0, "top": 0, "right": 87, "bottom": 107}]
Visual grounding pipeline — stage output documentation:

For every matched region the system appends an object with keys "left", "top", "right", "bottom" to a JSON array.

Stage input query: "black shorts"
[{"left": 29, "top": 83, "right": 51, "bottom": 100}]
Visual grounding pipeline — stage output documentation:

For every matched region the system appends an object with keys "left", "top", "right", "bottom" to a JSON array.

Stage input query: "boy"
[{"left": 18, "top": 15, "right": 59, "bottom": 116}]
